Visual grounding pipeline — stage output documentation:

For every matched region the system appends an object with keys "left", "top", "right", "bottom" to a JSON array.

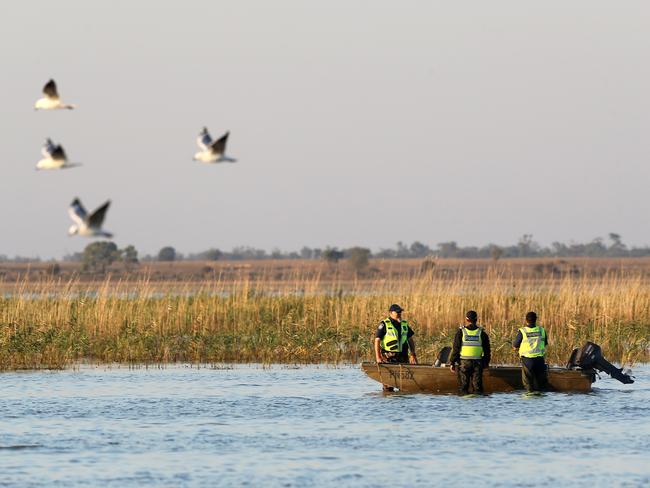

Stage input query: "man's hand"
[
  {"left": 409, "top": 354, "right": 418, "bottom": 365},
  {"left": 450, "top": 364, "right": 456, "bottom": 373},
  {"left": 376, "top": 357, "right": 384, "bottom": 364}
]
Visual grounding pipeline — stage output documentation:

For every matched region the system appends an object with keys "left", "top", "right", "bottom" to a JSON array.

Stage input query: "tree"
[
  {"left": 608, "top": 233, "right": 627, "bottom": 255},
  {"left": 585, "top": 238, "right": 607, "bottom": 257},
  {"left": 517, "top": 234, "right": 539, "bottom": 257},
  {"left": 122, "top": 245, "right": 138, "bottom": 264},
  {"left": 322, "top": 247, "right": 344, "bottom": 264},
  {"left": 82, "top": 241, "right": 121, "bottom": 273},
  {"left": 395, "top": 241, "right": 410, "bottom": 258},
  {"left": 608, "top": 233, "right": 622, "bottom": 246},
  {"left": 122, "top": 245, "right": 139, "bottom": 271},
  {"left": 437, "top": 241, "right": 458, "bottom": 258},
  {"left": 347, "top": 247, "right": 371, "bottom": 273},
  {"left": 490, "top": 245, "right": 503, "bottom": 261},
  {"left": 410, "top": 241, "right": 431, "bottom": 258},
  {"left": 202, "top": 248, "right": 223, "bottom": 261},
  {"left": 551, "top": 242, "right": 568, "bottom": 256},
  {"left": 158, "top": 246, "right": 176, "bottom": 262},
  {"left": 300, "top": 246, "right": 314, "bottom": 259}
]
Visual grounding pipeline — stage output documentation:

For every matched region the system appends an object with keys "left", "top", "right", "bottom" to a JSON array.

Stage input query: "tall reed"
[{"left": 0, "top": 271, "right": 648, "bottom": 369}]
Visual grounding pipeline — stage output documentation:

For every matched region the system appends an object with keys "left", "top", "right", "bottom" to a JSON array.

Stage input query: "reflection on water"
[{"left": 0, "top": 364, "right": 648, "bottom": 487}]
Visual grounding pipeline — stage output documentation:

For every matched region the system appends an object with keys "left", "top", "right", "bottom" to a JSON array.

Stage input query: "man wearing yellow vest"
[
  {"left": 513, "top": 311, "right": 548, "bottom": 392},
  {"left": 449, "top": 310, "right": 491, "bottom": 395},
  {"left": 374, "top": 304, "right": 417, "bottom": 365}
]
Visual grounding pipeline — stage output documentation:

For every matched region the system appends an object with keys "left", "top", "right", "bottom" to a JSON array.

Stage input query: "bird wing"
[
  {"left": 69, "top": 198, "right": 87, "bottom": 225},
  {"left": 88, "top": 200, "right": 111, "bottom": 228},
  {"left": 197, "top": 127, "right": 212, "bottom": 150},
  {"left": 43, "top": 79, "right": 59, "bottom": 99},
  {"left": 51, "top": 145, "right": 67, "bottom": 161},
  {"left": 41, "top": 138, "right": 56, "bottom": 157},
  {"left": 210, "top": 131, "right": 229, "bottom": 155}
]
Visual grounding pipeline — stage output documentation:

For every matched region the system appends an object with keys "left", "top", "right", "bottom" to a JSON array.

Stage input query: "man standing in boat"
[
  {"left": 374, "top": 304, "right": 418, "bottom": 365},
  {"left": 513, "top": 312, "right": 548, "bottom": 392},
  {"left": 449, "top": 311, "right": 491, "bottom": 395}
]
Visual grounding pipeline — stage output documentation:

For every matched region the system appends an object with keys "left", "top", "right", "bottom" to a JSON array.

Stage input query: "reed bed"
[{"left": 0, "top": 270, "right": 648, "bottom": 370}]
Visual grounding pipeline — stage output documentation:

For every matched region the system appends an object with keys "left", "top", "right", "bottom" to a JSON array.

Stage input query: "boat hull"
[{"left": 361, "top": 362, "right": 595, "bottom": 393}]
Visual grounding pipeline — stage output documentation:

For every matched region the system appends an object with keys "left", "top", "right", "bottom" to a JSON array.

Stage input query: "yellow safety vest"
[
  {"left": 518, "top": 326, "right": 546, "bottom": 358},
  {"left": 460, "top": 326, "right": 483, "bottom": 360},
  {"left": 380, "top": 319, "right": 409, "bottom": 353}
]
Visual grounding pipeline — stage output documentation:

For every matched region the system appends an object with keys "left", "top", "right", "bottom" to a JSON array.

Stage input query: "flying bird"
[
  {"left": 68, "top": 198, "right": 113, "bottom": 238},
  {"left": 34, "top": 79, "right": 75, "bottom": 110},
  {"left": 36, "top": 139, "right": 81, "bottom": 170},
  {"left": 193, "top": 127, "right": 237, "bottom": 163}
]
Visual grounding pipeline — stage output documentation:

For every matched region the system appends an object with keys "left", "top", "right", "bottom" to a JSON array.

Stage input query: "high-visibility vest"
[
  {"left": 460, "top": 326, "right": 483, "bottom": 360},
  {"left": 518, "top": 325, "right": 546, "bottom": 358},
  {"left": 380, "top": 319, "right": 409, "bottom": 353}
]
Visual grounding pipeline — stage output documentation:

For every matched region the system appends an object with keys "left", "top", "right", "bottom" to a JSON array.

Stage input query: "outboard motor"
[{"left": 567, "top": 342, "right": 634, "bottom": 384}]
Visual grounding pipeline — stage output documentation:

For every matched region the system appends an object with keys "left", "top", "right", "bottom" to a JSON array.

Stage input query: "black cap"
[
  {"left": 388, "top": 304, "right": 403, "bottom": 313},
  {"left": 465, "top": 310, "right": 478, "bottom": 322}
]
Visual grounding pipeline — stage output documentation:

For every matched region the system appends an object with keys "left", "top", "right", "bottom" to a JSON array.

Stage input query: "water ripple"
[{"left": 0, "top": 364, "right": 647, "bottom": 487}]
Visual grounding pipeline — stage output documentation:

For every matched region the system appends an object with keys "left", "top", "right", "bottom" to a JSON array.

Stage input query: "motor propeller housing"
[{"left": 566, "top": 341, "right": 634, "bottom": 384}]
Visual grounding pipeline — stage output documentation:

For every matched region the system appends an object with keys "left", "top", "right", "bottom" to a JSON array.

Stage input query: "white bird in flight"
[
  {"left": 36, "top": 139, "right": 81, "bottom": 170},
  {"left": 34, "top": 79, "right": 75, "bottom": 110},
  {"left": 193, "top": 127, "right": 237, "bottom": 163},
  {"left": 68, "top": 198, "right": 113, "bottom": 238}
]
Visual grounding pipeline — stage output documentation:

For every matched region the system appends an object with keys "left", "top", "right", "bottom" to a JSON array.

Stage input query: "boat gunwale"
[
  {"left": 360, "top": 361, "right": 595, "bottom": 393},
  {"left": 360, "top": 361, "right": 594, "bottom": 374}
]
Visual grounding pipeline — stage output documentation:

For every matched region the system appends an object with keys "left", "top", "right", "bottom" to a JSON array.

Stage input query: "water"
[{"left": 0, "top": 364, "right": 648, "bottom": 487}]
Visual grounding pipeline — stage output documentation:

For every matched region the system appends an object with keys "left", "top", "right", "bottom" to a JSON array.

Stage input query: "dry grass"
[{"left": 0, "top": 265, "right": 649, "bottom": 370}]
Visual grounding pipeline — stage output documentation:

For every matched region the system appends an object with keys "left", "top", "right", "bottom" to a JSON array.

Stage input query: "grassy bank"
[{"left": 0, "top": 272, "right": 649, "bottom": 369}]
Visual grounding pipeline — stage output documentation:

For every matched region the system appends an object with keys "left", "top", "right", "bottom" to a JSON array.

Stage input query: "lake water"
[{"left": 0, "top": 364, "right": 648, "bottom": 487}]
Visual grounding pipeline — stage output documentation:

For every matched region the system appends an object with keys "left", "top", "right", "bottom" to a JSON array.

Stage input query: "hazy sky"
[{"left": 1, "top": 1, "right": 649, "bottom": 258}]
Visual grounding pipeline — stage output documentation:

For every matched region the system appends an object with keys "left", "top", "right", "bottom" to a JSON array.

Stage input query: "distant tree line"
[
  {"left": 372, "top": 233, "right": 650, "bottom": 259},
  {"left": 3, "top": 233, "right": 650, "bottom": 265},
  {"left": 137, "top": 233, "right": 650, "bottom": 261}
]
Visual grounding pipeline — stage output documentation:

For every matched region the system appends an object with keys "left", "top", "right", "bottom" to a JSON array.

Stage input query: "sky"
[{"left": 1, "top": 1, "right": 649, "bottom": 258}]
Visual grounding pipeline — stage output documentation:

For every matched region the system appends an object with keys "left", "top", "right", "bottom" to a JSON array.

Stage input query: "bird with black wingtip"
[
  {"left": 374, "top": 304, "right": 417, "bottom": 366},
  {"left": 449, "top": 310, "right": 491, "bottom": 395},
  {"left": 512, "top": 311, "right": 549, "bottom": 392}
]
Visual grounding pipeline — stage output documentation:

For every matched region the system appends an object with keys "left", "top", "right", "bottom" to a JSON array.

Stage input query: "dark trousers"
[
  {"left": 457, "top": 359, "right": 484, "bottom": 394},
  {"left": 381, "top": 352, "right": 408, "bottom": 391},
  {"left": 521, "top": 356, "right": 548, "bottom": 392}
]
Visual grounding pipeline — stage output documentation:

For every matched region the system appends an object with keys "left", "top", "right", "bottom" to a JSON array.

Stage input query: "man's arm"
[
  {"left": 407, "top": 337, "right": 417, "bottom": 364},
  {"left": 482, "top": 330, "right": 491, "bottom": 367},
  {"left": 449, "top": 329, "right": 462, "bottom": 370},
  {"left": 374, "top": 323, "right": 387, "bottom": 363},
  {"left": 512, "top": 330, "right": 523, "bottom": 351},
  {"left": 374, "top": 338, "right": 384, "bottom": 363}
]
